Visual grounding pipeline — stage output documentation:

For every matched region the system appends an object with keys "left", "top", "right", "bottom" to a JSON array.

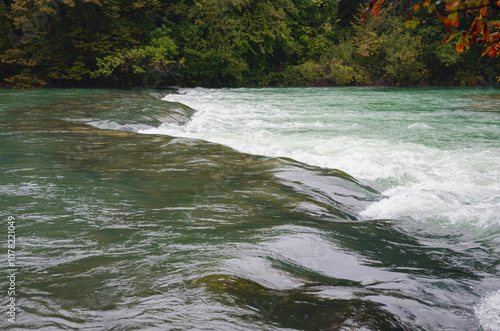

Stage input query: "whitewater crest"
[
  {"left": 138, "top": 87, "right": 500, "bottom": 229},
  {"left": 475, "top": 290, "right": 500, "bottom": 331}
]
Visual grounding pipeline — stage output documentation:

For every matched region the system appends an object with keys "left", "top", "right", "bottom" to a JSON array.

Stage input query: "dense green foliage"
[{"left": 0, "top": 0, "right": 498, "bottom": 88}]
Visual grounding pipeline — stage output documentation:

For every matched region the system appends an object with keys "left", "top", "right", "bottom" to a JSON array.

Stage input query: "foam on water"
[
  {"left": 475, "top": 290, "right": 500, "bottom": 331},
  {"left": 140, "top": 87, "right": 500, "bottom": 227}
]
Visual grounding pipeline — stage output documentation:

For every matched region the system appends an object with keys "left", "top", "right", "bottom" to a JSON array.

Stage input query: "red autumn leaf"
[
  {"left": 442, "top": 33, "right": 459, "bottom": 43},
  {"left": 451, "top": 14, "right": 459, "bottom": 28},
  {"left": 479, "top": 6, "right": 488, "bottom": 17},
  {"left": 437, "top": 11, "right": 453, "bottom": 33},
  {"left": 484, "top": 44, "right": 500, "bottom": 57},
  {"left": 470, "top": 17, "right": 481, "bottom": 32},
  {"left": 456, "top": 32, "right": 472, "bottom": 53},
  {"left": 469, "top": 17, "right": 485, "bottom": 42},
  {"left": 480, "top": 20, "right": 490, "bottom": 40},
  {"left": 362, "top": 0, "right": 377, "bottom": 22},
  {"left": 492, "top": 45, "right": 500, "bottom": 57},
  {"left": 362, "top": 0, "right": 386, "bottom": 22},
  {"left": 374, "top": 0, "right": 386, "bottom": 17},
  {"left": 423, "top": 0, "right": 431, "bottom": 8}
]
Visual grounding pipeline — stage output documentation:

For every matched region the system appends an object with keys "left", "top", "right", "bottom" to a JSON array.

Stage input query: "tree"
[
  {"left": 1, "top": 0, "right": 165, "bottom": 88},
  {"left": 164, "top": 0, "right": 298, "bottom": 86},
  {"left": 91, "top": 24, "right": 178, "bottom": 87},
  {"left": 363, "top": 0, "right": 500, "bottom": 57},
  {"left": 0, "top": 1, "right": 17, "bottom": 84},
  {"left": 351, "top": 7, "right": 427, "bottom": 85}
]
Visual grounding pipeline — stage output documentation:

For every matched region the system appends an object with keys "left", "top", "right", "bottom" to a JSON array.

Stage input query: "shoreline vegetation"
[{"left": 1, "top": 1, "right": 499, "bottom": 89}]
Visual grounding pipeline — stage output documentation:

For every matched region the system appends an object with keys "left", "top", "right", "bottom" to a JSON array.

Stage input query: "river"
[{"left": 1, "top": 87, "right": 499, "bottom": 330}]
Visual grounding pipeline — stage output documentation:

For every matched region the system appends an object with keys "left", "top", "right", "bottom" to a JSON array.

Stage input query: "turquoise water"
[{"left": 1, "top": 87, "right": 499, "bottom": 330}]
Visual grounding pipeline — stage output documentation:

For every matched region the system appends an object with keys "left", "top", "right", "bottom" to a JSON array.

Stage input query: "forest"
[{"left": 0, "top": 0, "right": 499, "bottom": 88}]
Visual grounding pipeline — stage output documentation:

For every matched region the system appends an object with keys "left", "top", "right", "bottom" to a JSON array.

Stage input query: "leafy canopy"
[{"left": 363, "top": 0, "right": 500, "bottom": 57}]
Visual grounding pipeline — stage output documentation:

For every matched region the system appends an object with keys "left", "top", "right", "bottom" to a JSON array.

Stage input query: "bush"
[
  {"left": 382, "top": 30, "right": 426, "bottom": 85},
  {"left": 293, "top": 61, "right": 330, "bottom": 85}
]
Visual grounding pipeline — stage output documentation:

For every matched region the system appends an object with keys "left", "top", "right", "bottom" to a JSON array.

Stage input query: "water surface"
[{"left": 1, "top": 87, "right": 499, "bottom": 330}]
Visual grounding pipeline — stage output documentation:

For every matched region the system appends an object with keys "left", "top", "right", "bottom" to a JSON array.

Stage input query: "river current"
[{"left": 1, "top": 87, "right": 499, "bottom": 330}]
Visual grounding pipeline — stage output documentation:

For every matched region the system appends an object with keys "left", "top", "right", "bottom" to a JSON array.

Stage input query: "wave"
[
  {"left": 6, "top": 88, "right": 198, "bottom": 133},
  {"left": 476, "top": 290, "right": 500, "bottom": 331},
  {"left": 139, "top": 87, "right": 500, "bottom": 228}
]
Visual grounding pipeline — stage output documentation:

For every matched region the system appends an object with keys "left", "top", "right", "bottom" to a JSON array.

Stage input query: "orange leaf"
[
  {"left": 456, "top": 32, "right": 472, "bottom": 52},
  {"left": 374, "top": 0, "right": 386, "bottom": 16},
  {"left": 480, "top": 6, "right": 488, "bottom": 17},
  {"left": 469, "top": 17, "right": 484, "bottom": 41},
  {"left": 414, "top": 4, "right": 420, "bottom": 12},
  {"left": 442, "top": 33, "right": 459, "bottom": 43},
  {"left": 437, "top": 11, "right": 453, "bottom": 33},
  {"left": 480, "top": 20, "right": 490, "bottom": 40},
  {"left": 488, "top": 44, "right": 500, "bottom": 57},
  {"left": 362, "top": 0, "right": 381, "bottom": 22},
  {"left": 451, "top": 14, "right": 459, "bottom": 28}
]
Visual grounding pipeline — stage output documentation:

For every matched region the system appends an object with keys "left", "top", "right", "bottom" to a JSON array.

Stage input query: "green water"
[{"left": 1, "top": 88, "right": 499, "bottom": 330}]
